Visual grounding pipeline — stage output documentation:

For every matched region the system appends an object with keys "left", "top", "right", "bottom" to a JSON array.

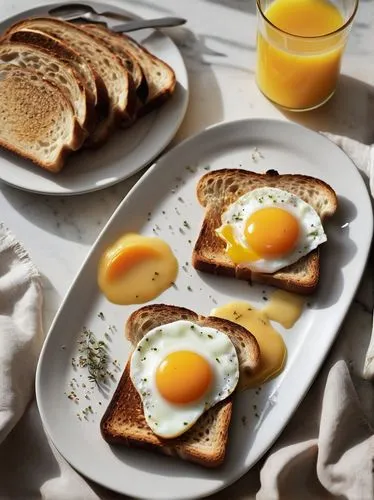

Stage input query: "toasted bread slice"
[
  {"left": 0, "top": 42, "right": 95, "bottom": 136},
  {"left": 5, "top": 18, "right": 135, "bottom": 144},
  {"left": 101, "top": 304, "right": 260, "bottom": 467},
  {"left": 77, "top": 22, "right": 146, "bottom": 112},
  {"left": 193, "top": 169, "right": 338, "bottom": 294},
  {"left": 81, "top": 24, "right": 176, "bottom": 116},
  {"left": 3, "top": 28, "right": 104, "bottom": 116},
  {"left": 0, "top": 64, "right": 84, "bottom": 172}
]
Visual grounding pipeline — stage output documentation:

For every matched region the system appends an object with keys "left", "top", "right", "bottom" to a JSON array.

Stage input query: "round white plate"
[
  {"left": 0, "top": 2, "right": 189, "bottom": 195},
  {"left": 36, "top": 119, "right": 373, "bottom": 499}
]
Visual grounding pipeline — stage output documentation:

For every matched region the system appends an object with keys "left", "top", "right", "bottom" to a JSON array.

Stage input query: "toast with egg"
[
  {"left": 101, "top": 304, "right": 260, "bottom": 467},
  {"left": 193, "top": 169, "right": 338, "bottom": 294}
]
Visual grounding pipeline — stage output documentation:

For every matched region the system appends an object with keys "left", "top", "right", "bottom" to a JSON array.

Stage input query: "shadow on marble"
[
  {"left": 202, "top": 0, "right": 258, "bottom": 15},
  {"left": 115, "top": 0, "right": 173, "bottom": 15},
  {"left": 0, "top": 401, "right": 62, "bottom": 499},
  {"left": 0, "top": 173, "right": 142, "bottom": 245},
  {"left": 280, "top": 75, "right": 374, "bottom": 144},
  {"left": 164, "top": 29, "right": 225, "bottom": 140},
  {"left": 168, "top": 26, "right": 256, "bottom": 71}
]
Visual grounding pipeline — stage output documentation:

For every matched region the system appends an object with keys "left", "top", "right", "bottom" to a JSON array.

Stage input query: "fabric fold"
[
  {"left": 258, "top": 361, "right": 374, "bottom": 500},
  {"left": 0, "top": 224, "right": 43, "bottom": 444}
]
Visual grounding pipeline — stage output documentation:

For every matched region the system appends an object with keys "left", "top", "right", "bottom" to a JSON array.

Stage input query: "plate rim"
[
  {"left": 35, "top": 117, "right": 374, "bottom": 499},
  {"left": 0, "top": 0, "right": 189, "bottom": 196}
]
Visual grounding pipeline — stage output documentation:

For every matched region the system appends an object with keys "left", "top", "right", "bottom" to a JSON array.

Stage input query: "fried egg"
[
  {"left": 216, "top": 187, "right": 326, "bottom": 273},
  {"left": 130, "top": 320, "right": 239, "bottom": 439}
]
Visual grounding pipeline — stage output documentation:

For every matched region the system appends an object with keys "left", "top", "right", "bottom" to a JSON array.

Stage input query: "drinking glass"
[{"left": 256, "top": 0, "right": 359, "bottom": 111}]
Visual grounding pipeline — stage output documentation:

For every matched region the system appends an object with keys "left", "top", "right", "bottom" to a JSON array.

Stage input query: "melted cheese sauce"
[
  {"left": 211, "top": 291, "right": 304, "bottom": 388},
  {"left": 263, "top": 290, "right": 305, "bottom": 329},
  {"left": 98, "top": 233, "right": 178, "bottom": 305}
]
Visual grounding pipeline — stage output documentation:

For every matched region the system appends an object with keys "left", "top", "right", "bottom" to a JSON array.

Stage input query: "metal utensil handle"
[{"left": 111, "top": 17, "right": 186, "bottom": 33}]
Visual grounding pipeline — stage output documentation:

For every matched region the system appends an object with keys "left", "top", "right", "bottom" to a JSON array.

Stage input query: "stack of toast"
[{"left": 0, "top": 17, "right": 176, "bottom": 173}]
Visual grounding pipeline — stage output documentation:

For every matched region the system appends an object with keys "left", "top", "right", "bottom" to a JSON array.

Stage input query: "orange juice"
[{"left": 256, "top": 0, "right": 347, "bottom": 110}]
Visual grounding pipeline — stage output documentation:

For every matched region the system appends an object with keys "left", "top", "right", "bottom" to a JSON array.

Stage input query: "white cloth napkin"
[
  {"left": 0, "top": 134, "right": 373, "bottom": 500},
  {"left": 0, "top": 224, "right": 43, "bottom": 444}
]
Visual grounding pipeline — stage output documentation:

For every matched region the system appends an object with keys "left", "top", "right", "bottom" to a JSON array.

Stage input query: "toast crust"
[
  {"left": 82, "top": 24, "right": 176, "bottom": 117},
  {"left": 101, "top": 304, "right": 260, "bottom": 467},
  {"left": 192, "top": 169, "right": 338, "bottom": 294}
]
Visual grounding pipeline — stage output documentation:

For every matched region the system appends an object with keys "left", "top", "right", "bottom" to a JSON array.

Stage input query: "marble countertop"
[{"left": 0, "top": 0, "right": 373, "bottom": 498}]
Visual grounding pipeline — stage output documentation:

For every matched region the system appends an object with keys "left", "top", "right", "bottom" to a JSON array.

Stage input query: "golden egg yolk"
[
  {"left": 245, "top": 207, "right": 300, "bottom": 258},
  {"left": 217, "top": 224, "right": 259, "bottom": 263},
  {"left": 156, "top": 351, "right": 213, "bottom": 405}
]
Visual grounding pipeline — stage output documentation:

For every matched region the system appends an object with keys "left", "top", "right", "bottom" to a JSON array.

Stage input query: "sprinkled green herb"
[
  {"left": 183, "top": 220, "right": 190, "bottom": 229},
  {"left": 216, "top": 358, "right": 221, "bottom": 364},
  {"left": 232, "top": 213, "right": 243, "bottom": 221},
  {"left": 77, "top": 328, "right": 109, "bottom": 386},
  {"left": 98, "top": 312, "right": 105, "bottom": 320},
  {"left": 187, "top": 285, "right": 192, "bottom": 291},
  {"left": 204, "top": 165, "right": 211, "bottom": 171},
  {"left": 207, "top": 334, "right": 213, "bottom": 339},
  {"left": 308, "top": 230, "right": 319, "bottom": 238}
]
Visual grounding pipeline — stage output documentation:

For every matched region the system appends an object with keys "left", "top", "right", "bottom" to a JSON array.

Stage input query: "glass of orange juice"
[{"left": 256, "top": 0, "right": 358, "bottom": 111}]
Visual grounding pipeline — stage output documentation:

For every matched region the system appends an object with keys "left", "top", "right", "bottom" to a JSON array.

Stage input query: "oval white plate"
[
  {"left": 0, "top": 1, "right": 189, "bottom": 195},
  {"left": 36, "top": 119, "right": 373, "bottom": 500}
]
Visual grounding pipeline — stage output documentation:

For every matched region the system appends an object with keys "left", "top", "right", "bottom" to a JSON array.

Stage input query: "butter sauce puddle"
[{"left": 211, "top": 290, "right": 305, "bottom": 389}]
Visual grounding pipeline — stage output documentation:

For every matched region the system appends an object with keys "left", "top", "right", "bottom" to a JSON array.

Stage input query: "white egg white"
[
  {"left": 218, "top": 187, "right": 327, "bottom": 273},
  {"left": 130, "top": 320, "right": 239, "bottom": 439}
]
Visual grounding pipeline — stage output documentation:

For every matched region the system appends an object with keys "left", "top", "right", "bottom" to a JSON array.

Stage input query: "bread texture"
[
  {"left": 101, "top": 304, "right": 260, "bottom": 467},
  {"left": 4, "top": 28, "right": 104, "bottom": 114},
  {"left": 81, "top": 24, "right": 176, "bottom": 116},
  {"left": 0, "top": 64, "right": 83, "bottom": 172},
  {"left": 0, "top": 42, "right": 95, "bottom": 136},
  {"left": 77, "top": 22, "right": 146, "bottom": 111},
  {"left": 193, "top": 169, "right": 338, "bottom": 294},
  {"left": 5, "top": 18, "right": 135, "bottom": 144}
]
